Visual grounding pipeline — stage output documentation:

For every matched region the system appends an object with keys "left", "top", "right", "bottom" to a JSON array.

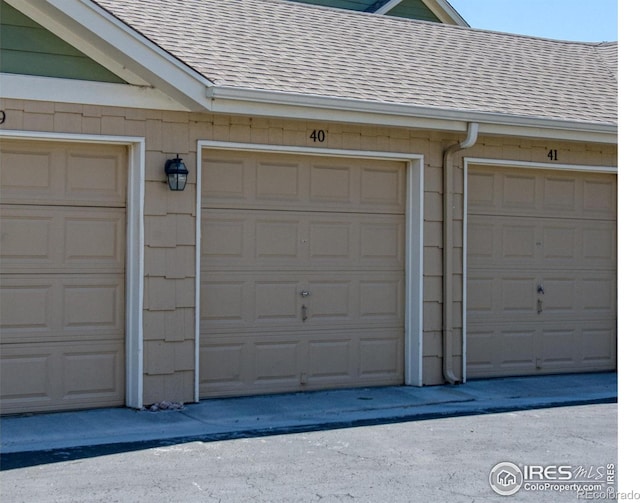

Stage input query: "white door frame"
[
  {"left": 462, "top": 157, "right": 618, "bottom": 382},
  {"left": 195, "top": 140, "right": 425, "bottom": 401},
  {"left": 0, "top": 130, "right": 146, "bottom": 409}
]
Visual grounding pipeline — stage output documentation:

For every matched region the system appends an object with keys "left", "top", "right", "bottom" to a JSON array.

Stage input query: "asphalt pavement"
[{"left": 0, "top": 372, "right": 617, "bottom": 469}]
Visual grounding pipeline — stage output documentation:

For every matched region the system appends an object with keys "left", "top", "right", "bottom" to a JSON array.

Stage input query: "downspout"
[{"left": 442, "top": 122, "right": 478, "bottom": 384}]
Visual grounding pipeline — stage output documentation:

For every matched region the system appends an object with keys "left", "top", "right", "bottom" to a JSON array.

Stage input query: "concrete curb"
[{"left": 0, "top": 372, "right": 617, "bottom": 470}]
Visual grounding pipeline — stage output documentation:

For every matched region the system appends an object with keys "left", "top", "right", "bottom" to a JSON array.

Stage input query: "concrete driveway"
[{"left": 0, "top": 403, "right": 617, "bottom": 503}]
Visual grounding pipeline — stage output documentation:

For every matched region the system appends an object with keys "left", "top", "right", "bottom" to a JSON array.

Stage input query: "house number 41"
[{"left": 547, "top": 149, "right": 558, "bottom": 161}]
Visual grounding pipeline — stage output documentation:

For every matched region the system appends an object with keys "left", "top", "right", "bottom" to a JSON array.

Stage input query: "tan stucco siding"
[{"left": 0, "top": 98, "right": 617, "bottom": 405}]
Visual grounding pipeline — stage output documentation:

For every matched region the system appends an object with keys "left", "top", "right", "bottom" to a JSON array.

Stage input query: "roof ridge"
[{"left": 593, "top": 42, "right": 618, "bottom": 84}]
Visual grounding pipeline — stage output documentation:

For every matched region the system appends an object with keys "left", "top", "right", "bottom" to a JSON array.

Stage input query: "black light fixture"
[{"left": 164, "top": 155, "right": 189, "bottom": 191}]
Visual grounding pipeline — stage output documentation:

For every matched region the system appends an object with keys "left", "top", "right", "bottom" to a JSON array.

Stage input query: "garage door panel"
[
  {"left": 202, "top": 151, "right": 404, "bottom": 214},
  {"left": 1, "top": 141, "right": 126, "bottom": 207},
  {"left": 0, "top": 206, "right": 125, "bottom": 273},
  {"left": 199, "top": 343, "right": 245, "bottom": 387},
  {"left": 0, "top": 279, "right": 55, "bottom": 333},
  {"left": 202, "top": 210, "right": 403, "bottom": 271},
  {"left": 201, "top": 272, "right": 403, "bottom": 330},
  {"left": 255, "top": 218, "right": 301, "bottom": 259},
  {"left": 502, "top": 172, "right": 537, "bottom": 210},
  {"left": 467, "top": 166, "right": 616, "bottom": 379},
  {"left": 539, "top": 328, "right": 578, "bottom": 367},
  {"left": 199, "top": 328, "right": 403, "bottom": 397},
  {"left": 583, "top": 178, "right": 616, "bottom": 214},
  {"left": 309, "top": 221, "right": 352, "bottom": 260},
  {"left": 255, "top": 281, "right": 300, "bottom": 322},
  {"left": 467, "top": 273, "right": 537, "bottom": 319},
  {"left": 65, "top": 150, "right": 126, "bottom": 203},
  {"left": 359, "top": 278, "right": 404, "bottom": 320},
  {"left": 0, "top": 340, "right": 124, "bottom": 414},
  {"left": 1, "top": 148, "right": 53, "bottom": 196},
  {"left": 63, "top": 280, "right": 124, "bottom": 329},
  {"left": 469, "top": 270, "right": 615, "bottom": 323},
  {"left": 200, "top": 150, "right": 405, "bottom": 397},
  {"left": 0, "top": 211, "right": 53, "bottom": 265},
  {"left": 581, "top": 276, "right": 616, "bottom": 312},
  {"left": 63, "top": 210, "right": 125, "bottom": 268},
  {"left": 359, "top": 336, "right": 403, "bottom": 378},
  {"left": 468, "top": 166, "right": 616, "bottom": 219},
  {"left": 306, "top": 280, "right": 351, "bottom": 320},
  {"left": 360, "top": 165, "right": 404, "bottom": 208},
  {"left": 582, "top": 325, "right": 617, "bottom": 364},
  {"left": 308, "top": 339, "right": 353, "bottom": 380},
  {"left": 254, "top": 340, "right": 302, "bottom": 384},
  {"left": 1, "top": 139, "right": 127, "bottom": 414},
  {"left": 501, "top": 277, "right": 537, "bottom": 313},
  {"left": 468, "top": 216, "right": 616, "bottom": 270},
  {"left": 582, "top": 222, "right": 616, "bottom": 265},
  {"left": 1, "top": 274, "right": 125, "bottom": 344},
  {"left": 543, "top": 176, "right": 577, "bottom": 212},
  {"left": 256, "top": 161, "right": 301, "bottom": 200},
  {"left": 467, "top": 328, "right": 537, "bottom": 375},
  {"left": 309, "top": 164, "right": 351, "bottom": 203}
]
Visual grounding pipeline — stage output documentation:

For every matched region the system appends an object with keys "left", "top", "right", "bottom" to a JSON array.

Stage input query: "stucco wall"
[{"left": 0, "top": 98, "right": 617, "bottom": 405}]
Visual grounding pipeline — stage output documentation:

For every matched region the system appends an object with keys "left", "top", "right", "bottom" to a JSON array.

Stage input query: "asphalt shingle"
[{"left": 94, "top": 0, "right": 617, "bottom": 126}]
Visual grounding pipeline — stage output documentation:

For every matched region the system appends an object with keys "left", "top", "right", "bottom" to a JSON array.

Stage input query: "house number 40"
[{"left": 309, "top": 129, "right": 326, "bottom": 142}]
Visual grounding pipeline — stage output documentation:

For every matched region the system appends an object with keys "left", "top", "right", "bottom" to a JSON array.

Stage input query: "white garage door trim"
[
  {"left": 0, "top": 129, "right": 145, "bottom": 409},
  {"left": 196, "top": 140, "right": 424, "bottom": 401},
  {"left": 462, "top": 157, "right": 618, "bottom": 382}
]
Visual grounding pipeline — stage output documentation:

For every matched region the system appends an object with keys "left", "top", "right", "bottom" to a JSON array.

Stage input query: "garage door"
[
  {"left": 200, "top": 150, "right": 405, "bottom": 397},
  {"left": 466, "top": 165, "right": 617, "bottom": 378},
  {"left": 0, "top": 139, "right": 126, "bottom": 414}
]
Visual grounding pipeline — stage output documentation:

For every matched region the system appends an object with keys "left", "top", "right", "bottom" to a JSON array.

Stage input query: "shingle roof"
[{"left": 93, "top": 0, "right": 617, "bottom": 126}]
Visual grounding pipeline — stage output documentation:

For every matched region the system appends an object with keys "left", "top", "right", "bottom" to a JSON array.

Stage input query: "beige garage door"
[
  {"left": 466, "top": 165, "right": 617, "bottom": 378},
  {"left": 0, "top": 139, "right": 126, "bottom": 414},
  {"left": 200, "top": 150, "right": 405, "bottom": 397}
]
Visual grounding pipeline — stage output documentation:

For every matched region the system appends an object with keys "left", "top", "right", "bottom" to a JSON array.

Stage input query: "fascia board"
[
  {"left": 207, "top": 86, "right": 618, "bottom": 143},
  {"left": 7, "top": 0, "right": 213, "bottom": 111},
  {"left": 0, "top": 73, "right": 189, "bottom": 111},
  {"left": 375, "top": 0, "right": 403, "bottom": 15}
]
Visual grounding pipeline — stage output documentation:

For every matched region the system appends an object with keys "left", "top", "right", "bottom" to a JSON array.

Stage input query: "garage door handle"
[
  {"left": 537, "top": 299, "right": 543, "bottom": 314},
  {"left": 300, "top": 290, "right": 311, "bottom": 297},
  {"left": 301, "top": 304, "right": 308, "bottom": 322}
]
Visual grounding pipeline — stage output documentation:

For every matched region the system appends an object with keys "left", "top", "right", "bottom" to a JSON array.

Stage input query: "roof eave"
[
  {"left": 207, "top": 86, "right": 617, "bottom": 144},
  {"left": 7, "top": 0, "right": 214, "bottom": 111}
]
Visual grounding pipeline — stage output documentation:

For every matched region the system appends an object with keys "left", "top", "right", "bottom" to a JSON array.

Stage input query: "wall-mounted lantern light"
[{"left": 164, "top": 155, "right": 189, "bottom": 191}]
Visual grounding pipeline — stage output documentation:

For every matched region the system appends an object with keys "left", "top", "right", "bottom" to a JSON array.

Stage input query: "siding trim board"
[
  {"left": 0, "top": 73, "right": 190, "bottom": 112},
  {"left": 0, "top": 129, "right": 146, "bottom": 409},
  {"left": 462, "top": 157, "right": 617, "bottom": 382},
  {"left": 207, "top": 87, "right": 617, "bottom": 144},
  {"left": 196, "top": 141, "right": 424, "bottom": 399}
]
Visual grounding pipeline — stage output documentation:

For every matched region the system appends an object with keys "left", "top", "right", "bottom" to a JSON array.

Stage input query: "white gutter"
[
  {"left": 442, "top": 122, "right": 479, "bottom": 385},
  {"left": 207, "top": 86, "right": 617, "bottom": 143}
]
